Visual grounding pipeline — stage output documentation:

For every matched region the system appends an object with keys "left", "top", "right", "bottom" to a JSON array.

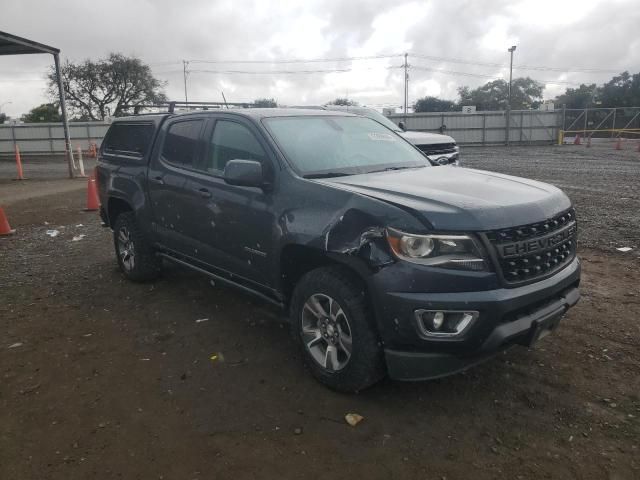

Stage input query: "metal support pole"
[
  {"left": 183, "top": 60, "right": 189, "bottom": 103},
  {"left": 10, "top": 122, "right": 17, "bottom": 157},
  {"left": 403, "top": 53, "right": 408, "bottom": 118},
  {"left": 48, "top": 124, "right": 54, "bottom": 153},
  {"left": 611, "top": 108, "right": 617, "bottom": 138},
  {"left": 583, "top": 108, "right": 588, "bottom": 139},
  {"left": 54, "top": 53, "right": 74, "bottom": 179},
  {"left": 506, "top": 45, "right": 516, "bottom": 146},
  {"left": 482, "top": 113, "right": 486, "bottom": 144}
]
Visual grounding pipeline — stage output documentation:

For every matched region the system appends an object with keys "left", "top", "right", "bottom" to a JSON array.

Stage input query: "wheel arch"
[
  {"left": 107, "top": 197, "right": 134, "bottom": 227},
  {"left": 279, "top": 244, "right": 373, "bottom": 308}
]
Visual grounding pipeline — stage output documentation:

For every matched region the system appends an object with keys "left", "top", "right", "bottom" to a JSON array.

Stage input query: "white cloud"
[{"left": 0, "top": 0, "right": 638, "bottom": 117}]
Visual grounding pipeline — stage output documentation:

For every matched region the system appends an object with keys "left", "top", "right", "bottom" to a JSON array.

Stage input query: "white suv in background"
[{"left": 322, "top": 105, "right": 460, "bottom": 166}]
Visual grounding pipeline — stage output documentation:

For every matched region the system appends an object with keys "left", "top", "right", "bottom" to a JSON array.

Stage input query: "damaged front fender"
[{"left": 323, "top": 209, "right": 392, "bottom": 268}]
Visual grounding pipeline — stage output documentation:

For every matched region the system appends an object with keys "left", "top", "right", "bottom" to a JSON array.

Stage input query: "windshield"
[
  {"left": 264, "top": 116, "right": 429, "bottom": 177},
  {"left": 354, "top": 108, "right": 403, "bottom": 132}
]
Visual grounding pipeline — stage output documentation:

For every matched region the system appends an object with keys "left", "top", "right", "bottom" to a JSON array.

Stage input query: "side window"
[
  {"left": 205, "top": 120, "right": 267, "bottom": 174},
  {"left": 103, "top": 123, "right": 154, "bottom": 157},
  {"left": 161, "top": 120, "right": 203, "bottom": 168}
]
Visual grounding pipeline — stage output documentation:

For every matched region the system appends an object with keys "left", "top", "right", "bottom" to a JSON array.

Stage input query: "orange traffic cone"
[
  {"left": 84, "top": 175, "right": 100, "bottom": 211},
  {"left": 15, "top": 145, "right": 25, "bottom": 180},
  {"left": 573, "top": 134, "right": 581, "bottom": 145},
  {"left": 615, "top": 137, "right": 622, "bottom": 150},
  {"left": 0, "top": 207, "right": 15, "bottom": 235}
]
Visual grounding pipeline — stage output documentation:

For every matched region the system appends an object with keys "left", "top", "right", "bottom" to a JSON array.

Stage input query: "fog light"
[
  {"left": 432, "top": 311, "right": 445, "bottom": 330},
  {"left": 414, "top": 310, "right": 479, "bottom": 338}
]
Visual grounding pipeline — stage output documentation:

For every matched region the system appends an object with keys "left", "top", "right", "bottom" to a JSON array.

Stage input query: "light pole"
[{"left": 506, "top": 45, "right": 516, "bottom": 145}]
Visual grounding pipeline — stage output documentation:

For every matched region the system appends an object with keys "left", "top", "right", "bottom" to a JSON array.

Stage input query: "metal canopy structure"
[{"left": 0, "top": 30, "right": 74, "bottom": 177}]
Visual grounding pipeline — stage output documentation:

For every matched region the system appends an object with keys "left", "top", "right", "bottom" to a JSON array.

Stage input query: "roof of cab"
[{"left": 111, "top": 108, "right": 357, "bottom": 125}]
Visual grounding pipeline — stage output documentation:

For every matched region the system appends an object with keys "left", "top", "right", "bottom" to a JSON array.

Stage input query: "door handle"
[
  {"left": 196, "top": 188, "right": 212, "bottom": 199},
  {"left": 150, "top": 176, "right": 164, "bottom": 185}
]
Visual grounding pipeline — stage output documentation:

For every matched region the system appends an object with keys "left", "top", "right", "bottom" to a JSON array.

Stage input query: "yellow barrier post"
[{"left": 558, "top": 130, "right": 564, "bottom": 145}]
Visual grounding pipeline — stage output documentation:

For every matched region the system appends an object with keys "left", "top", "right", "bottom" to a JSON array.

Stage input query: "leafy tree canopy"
[
  {"left": 457, "top": 77, "right": 544, "bottom": 110},
  {"left": 47, "top": 53, "right": 166, "bottom": 120},
  {"left": 414, "top": 96, "right": 456, "bottom": 112},
  {"left": 327, "top": 97, "right": 358, "bottom": 106},
  {"left": 554, "top": 71, "right": 640, "bottom": 108},
  {"left": 21, "top": 103, "right": 62, "bottom": 123},
  {"left": 253, "top": 98, "right": 277, "bottom": 108}
]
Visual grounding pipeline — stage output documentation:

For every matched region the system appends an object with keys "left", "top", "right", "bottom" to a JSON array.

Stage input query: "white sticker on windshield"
[{"left": 368, "top": 132, "right": 396, "bottom": 142}]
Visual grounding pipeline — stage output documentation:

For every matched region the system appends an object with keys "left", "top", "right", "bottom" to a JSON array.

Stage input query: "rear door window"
[
  {"left": 103, "top": 123, "right": 154, "bottom": 157},
  {"left": 161, "top": 120, "right": 204, "bottom": 168}
]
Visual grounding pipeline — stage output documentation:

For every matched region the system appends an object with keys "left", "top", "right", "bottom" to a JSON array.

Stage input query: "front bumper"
[{"left": 372, "top": 257, "right": 581, "bottom": 381}]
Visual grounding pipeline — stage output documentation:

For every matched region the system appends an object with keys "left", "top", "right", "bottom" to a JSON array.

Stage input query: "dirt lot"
[{"left": 1, "top": 146, "right": 639, "bottom": 479}]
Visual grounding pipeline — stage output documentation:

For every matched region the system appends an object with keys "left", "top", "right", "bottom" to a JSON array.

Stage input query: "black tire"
[
  {"left": 290, "top": 266, "right": 385, "bottom": 392},
  {"left": 112, "top": 212, "right": 161, "bottom": 282}
]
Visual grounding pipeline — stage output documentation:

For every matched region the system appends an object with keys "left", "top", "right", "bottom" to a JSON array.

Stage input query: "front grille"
[
  {"left": 418, "top": 143, "right": 457, "bottom": 156},
  {"left": 484, "top": 208, "right": 577, "bottom": 285}
]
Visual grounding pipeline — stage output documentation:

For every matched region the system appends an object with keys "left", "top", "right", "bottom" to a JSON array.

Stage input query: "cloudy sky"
[{"left": 1, "top": 0, "right": 639, "bottom": 117}]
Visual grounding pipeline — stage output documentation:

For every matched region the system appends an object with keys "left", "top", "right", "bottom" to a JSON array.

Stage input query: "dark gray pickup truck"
[{"left": 96, "top": 108, "right": 580, "bottom": 392}]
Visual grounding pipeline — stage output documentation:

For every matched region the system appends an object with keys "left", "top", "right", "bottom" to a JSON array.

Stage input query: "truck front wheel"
[
  {"left": 290, "top": 266, "right": 386, "bottom": 392},
  {"left": 112, "top": 212, "right": 161, "bottom": 282}
]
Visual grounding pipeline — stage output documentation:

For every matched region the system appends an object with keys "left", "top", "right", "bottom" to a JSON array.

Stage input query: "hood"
[
  {"left": 316, "top": 167, "right": 571, "bottom": 231},
  {"left": 400, "top": 130, "right": 456, "bottom": 146}
]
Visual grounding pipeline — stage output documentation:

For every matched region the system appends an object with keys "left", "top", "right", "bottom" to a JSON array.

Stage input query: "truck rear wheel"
[
  {"left": 290, "top": 266, "right": 385, "bottom": 392},
  {"left": 113, "top": 212, "right": 161, "bottom": 282}
]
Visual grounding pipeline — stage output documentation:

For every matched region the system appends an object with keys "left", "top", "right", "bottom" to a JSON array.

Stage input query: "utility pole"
[
  {"left": 506, "top": 45, "right": 516, "bottom": 145},
  {"left": 183, "top": 60, "right": 189, "bottom": 103},
  {"left": 403, "top": 52, "right": 409, "bottom": 117}
]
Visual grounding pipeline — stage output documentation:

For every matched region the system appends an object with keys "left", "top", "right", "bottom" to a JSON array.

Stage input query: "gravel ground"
[
  {"left": 1, "top": 145, "right": 639, "bottom": 479},
  {"left": 461, "top": 143, "right": 640, "bottom": 252}
]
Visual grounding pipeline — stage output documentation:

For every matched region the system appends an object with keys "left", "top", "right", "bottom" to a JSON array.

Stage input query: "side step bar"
[{"left": 158, "top": 253, "right": 284, "bottom": 309}]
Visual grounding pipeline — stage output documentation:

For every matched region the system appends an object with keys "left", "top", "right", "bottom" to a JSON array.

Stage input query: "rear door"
[{"left": 147, "top": 117, "right": 206, "bottom": 252}]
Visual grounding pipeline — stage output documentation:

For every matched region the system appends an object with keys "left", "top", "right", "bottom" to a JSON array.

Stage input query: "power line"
[
  {"left": 409, "top": 52, "right": 620, "bottom": 74},
  {"left": 410, "top": 65, "right": 582, "bottom": 86},
  {"left": 188, "top": 53, "right": 402, "bottom": 65},
  {"left": 188, "top": 65, "right": 402, "bottom": 75}
]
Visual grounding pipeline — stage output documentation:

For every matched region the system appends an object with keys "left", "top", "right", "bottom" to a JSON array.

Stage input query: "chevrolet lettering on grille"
[{"left": 497, "top": 222, "right": 577, "bottom": 259}]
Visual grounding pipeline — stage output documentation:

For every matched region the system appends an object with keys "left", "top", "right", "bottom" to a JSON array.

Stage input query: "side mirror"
[
  {"left": 223, "top": 159, "right": 265, "bottom": 188},
  {"left": 398, "top": 121, "right": 406, "bottom": 131}
]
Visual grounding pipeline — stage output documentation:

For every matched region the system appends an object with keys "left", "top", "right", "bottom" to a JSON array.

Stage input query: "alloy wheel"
[
  {"left": 117, "top": 226, "right": 135, "bottom": 272},
  {"left": 301, "top": 293, "right": 353, "bottom": 372}
]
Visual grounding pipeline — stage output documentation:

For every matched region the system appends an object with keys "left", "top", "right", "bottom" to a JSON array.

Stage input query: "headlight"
[{"left": 386, "top": 228, "right": 488, "bottom": 271}]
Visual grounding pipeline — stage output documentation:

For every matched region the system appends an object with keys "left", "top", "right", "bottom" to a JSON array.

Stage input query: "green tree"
[
  {"left": 458, "top": 77, "right": 544, "bottom": 110},
  {"left": 327, "top": 97, "right": 358, "bottom": 106},
  {"left": 0, "top": 112, "right": 6, "bottom": 124},
  {"left": 414, "top": 96, "right": 456, "bottom": 112},
  {"left": 599, "top": 71, "right": 640, "bottom": 107},
  {"left": 554, "top": 84, "right": 599, "bottom": 109},
  {"left": 21, "top": 103, "right": 62, "bottom": 123},
  {"left": 253, "top": 98, "right": 277, "bottom": 108},
  {"left": 47, "top": 53, "right": 166, "bottom": 120}
]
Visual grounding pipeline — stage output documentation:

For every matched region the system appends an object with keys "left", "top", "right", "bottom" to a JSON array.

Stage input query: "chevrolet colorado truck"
[{"left": 96, "top": 108, "right": 580, "bottom": 392}]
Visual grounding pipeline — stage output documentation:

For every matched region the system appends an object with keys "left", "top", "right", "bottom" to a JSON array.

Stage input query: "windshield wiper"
[
  {"left": 368, "top": 165, "right": 423, "bottom": 173},
  {"left": 304, "top": 172, "right": 353, "bottom": 179}
]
